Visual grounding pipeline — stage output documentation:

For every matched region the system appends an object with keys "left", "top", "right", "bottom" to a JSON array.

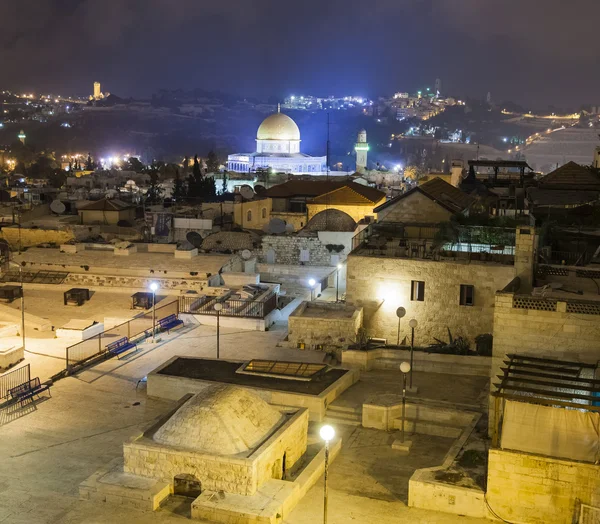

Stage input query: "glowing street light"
[
  {"left": 320, "top": 424, "right": 335, "bottom": 524},
  {"left": 400, "top": 362, "right": 411, "bottom": 442},
  {"left": 149, "top": 282, "right": 158, "bottom": 342},
  {"left": 309, "top": 278, "right": 316, "bottom": 301}
]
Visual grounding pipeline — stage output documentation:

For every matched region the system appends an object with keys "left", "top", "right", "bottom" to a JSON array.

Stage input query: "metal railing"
[
  {"left": 180, "top": 292, "right": 277, "bottom": 318},
  {"left": 0, "top": 364, "right": 30, "bottom": 402},
  {"left": 65, "top": 299, "right": 179, "bottom": 370}
]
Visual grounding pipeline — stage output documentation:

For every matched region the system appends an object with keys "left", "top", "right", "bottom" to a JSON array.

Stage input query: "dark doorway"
[
  {"left": 174, "top": 474, "right": 202, "bottom": 498},
  {"left": 282, "top": 452, "right": 287, "bottom": 480}
]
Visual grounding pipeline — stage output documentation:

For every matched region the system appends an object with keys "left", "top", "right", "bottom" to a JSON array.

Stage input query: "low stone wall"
[
  {"left": 288, "top": 302, "right": 363, "bottom": 349},
  {"left": 486, "top": 448, "right": 600, "bottom": 524},
  {"left": 220, "top": 272, "right": 260, "bottom": 287},
  {"left": 343, "top": 348, "right": 491, "bottom": 376},
  {"left": 0, "top": 345, "right": 24, "bottom": 372},
  {"left": 261, "top": 235, "right": 333, "bottom": 266},
  {"left": 61, "top": 273, "right": 210, "bottom": 291}
]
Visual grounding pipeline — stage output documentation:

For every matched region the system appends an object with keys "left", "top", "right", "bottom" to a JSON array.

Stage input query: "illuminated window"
[
  {"left": 247, "top": 210, "right": 252, "bottom": 222},
  {"left": 262, "top": 208, "right": 267, "bottom": 219},
  {"left": 460, "top": 285, "right": 474, "bottom": 306},
  {"left": 411, "top": 280, "right": 425, "bottom": 301}
]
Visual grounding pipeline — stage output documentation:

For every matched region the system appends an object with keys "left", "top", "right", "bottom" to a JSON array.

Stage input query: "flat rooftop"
[
  {"left": 158, "top": 357, "right": 348, "bottom": 395},
  {"left": 14, "top": 248, "right": 232, "bottom": 277}
]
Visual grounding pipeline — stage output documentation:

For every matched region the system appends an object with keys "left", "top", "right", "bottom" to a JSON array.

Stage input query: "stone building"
[{"left": 77, "top": 198, "right": 136, "bottom": 225}]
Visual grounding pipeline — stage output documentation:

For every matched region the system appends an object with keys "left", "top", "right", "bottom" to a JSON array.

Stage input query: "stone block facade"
[
  {"left": 261, "top": 235, "right": 333, "bottom": 266},
  {"left": 486, "top": 448, "right": 600, "bottom": 524},
  {"left": 61, "top": 272, "right": 211, "bottom": 291},
  {"left": 123, "top": 409, "right": 308, "bottom": 497},
  {"left": 376, "top": 190, "right": 453, "bottom": 223},
  {"left": 346, "top": 255, "right": 515, "bottom": 346},
  {"left": 288, "top": 302, "right": 363, "bottom": 349}
]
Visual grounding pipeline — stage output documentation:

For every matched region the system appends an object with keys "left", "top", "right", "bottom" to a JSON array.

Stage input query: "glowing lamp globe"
[
  {"left": 214, "top": 303, "right": 223, "bottom": 312},
  {"left": 400, "top": 362, "right": 411, "bottom": 374},
  {"left": 409, "top": 319, "right": 418, "bottom": 329},
  {"left": 149, "top": 282, "right": 159, "bottom": 292},
  {"left": 308, "top": 278, "right": 316, "bottom": 287},
  {"left": 320, "top": 424, "right": 335, "bottom": 442}
]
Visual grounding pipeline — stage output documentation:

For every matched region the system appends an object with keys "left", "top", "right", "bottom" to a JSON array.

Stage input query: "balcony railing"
[{"left": 179, "top": 292, "right": 277, "bottom": 319}]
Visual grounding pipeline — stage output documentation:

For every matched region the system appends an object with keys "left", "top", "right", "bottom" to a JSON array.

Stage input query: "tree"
[
  {"left": 85, "top": 153, "right": 95, "bottom": 171},
  {"left": 173, "top": 169, "right": 186, "bottom": 201},
  {"left": 221, "top": 170, "right": 228, "bottom": 194},
  {"left": 206, "top": 150, "right": 219, "bottom": 173},
  {"left": 48, "top": 169, "right": 67, "bottom": 189},
  {"left": 125, "top": 156, "right": 145, "bottom": 173},
  {"left": 403, "top": 165, "right": 423, "bottom": 181},
  {"left": 145, "top": 163, "right": 163, "bottom": 203}
]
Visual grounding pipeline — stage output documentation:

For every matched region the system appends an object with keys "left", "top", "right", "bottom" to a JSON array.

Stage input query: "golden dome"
[{"left": 257, "top": 112, "right": 300, "bottom": 141}]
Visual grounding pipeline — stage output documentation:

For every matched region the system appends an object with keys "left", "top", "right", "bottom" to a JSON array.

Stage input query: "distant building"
[
  {"left": 77, "top": 198, "right": 135, "bottom": 225},
  {"left": 90, "top": 81, "right": 107, "bottom": 101},
  {"left": 227, "top": 108, "right": 326, "bottom": 175}
]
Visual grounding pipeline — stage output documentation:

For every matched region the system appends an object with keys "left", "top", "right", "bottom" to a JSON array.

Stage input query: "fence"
[
  {"left": 0, "top": 364, "right": 30, "bottom": 402},
  {"left": 179, "top": 292, "right": 277, "bottom": 318},
  {"left": 65, "top": 299, "right": 179, "bottom": 370}
]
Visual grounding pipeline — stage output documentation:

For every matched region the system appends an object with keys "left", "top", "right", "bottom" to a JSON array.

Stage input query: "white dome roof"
[
  {"left": 152, "top": 384, "right": 283, "bottom": 455},
  {"left": 257, "top": 112, "right": 300, "bottom": 141}
]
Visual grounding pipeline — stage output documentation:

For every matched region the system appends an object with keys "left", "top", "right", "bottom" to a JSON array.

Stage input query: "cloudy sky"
[{"left": 2, "top": 0, "right": 599, "bottom": 107}]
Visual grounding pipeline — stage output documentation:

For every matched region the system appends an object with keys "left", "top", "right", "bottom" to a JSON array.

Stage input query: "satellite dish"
[
  {"left": 50, "top": 200, "right": 66, "bottom": 215},
  {"left": 241, "top": 249, "right": 252, "bottom": 260},
  {"left": 285, "top": 223, "right": 295, "bottom": 233},
  {"left": 396, "top": 307, "right": 407, "bottom": 318},
  {"left": 254, "top": 184, "right": 266, "bottom": 196},
  {"left": 240, "top": 185, "right": 255, "bottom": 200},
  {"left": 186, "top": 231, "right": 203, "bottom": 249},
  {"left": 267, "top": 218, "right": 286, "bottom": 234}
]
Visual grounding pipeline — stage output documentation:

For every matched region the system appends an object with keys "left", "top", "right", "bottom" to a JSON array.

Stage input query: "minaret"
[
  {"left": 18, "top": 130, "right": 26, "bottom": 146},
  {"left": 355, "top": 129, "right": 369, "bottom": 174}
]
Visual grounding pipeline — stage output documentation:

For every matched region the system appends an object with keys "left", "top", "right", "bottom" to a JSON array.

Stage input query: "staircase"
[{"left": 324, "top": 403, "right": 362, "bottom": 427}]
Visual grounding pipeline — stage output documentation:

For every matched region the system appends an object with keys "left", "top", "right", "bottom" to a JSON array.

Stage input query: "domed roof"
[
  {"left": 152, "top": 384, "right": 283, "bottom": 455},
  {"left": 257, "top": 112, "right": 300, "bottom": 141},
  {"left": 303, "top": 209, "right": 357, "bottom": 232}
]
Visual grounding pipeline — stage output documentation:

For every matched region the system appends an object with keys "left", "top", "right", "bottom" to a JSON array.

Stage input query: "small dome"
[
  {"left": 153, "top": 385, "right": 283, "bottom": 455},
  {"left": 257, "top": 113, "right": 300, "bottom": 141},
  {"left": 303, "top": 209, "right": 357, "bottom": 232}
]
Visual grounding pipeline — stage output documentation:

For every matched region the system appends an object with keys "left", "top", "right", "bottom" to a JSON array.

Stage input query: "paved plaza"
[{"left": 1, "top": 291, "right": 489, "bottom": 523}]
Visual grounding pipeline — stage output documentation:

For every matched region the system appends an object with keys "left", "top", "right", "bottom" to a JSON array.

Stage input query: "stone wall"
[
  {"left": 514, "top": 227, "right": 538, "bottom": 292},
  {"left": 233, "top": 198, "right": 272, "bottom": 229},
  {"left": 376, "top": 191, "right": 453, "bottom": 223},
  {"left": 261, "top": 235, "right": 332, "bottom": 266},
  {"left": 486, "top": 448, "right": 600, "bottom": 524},
  {"left": 307, "top": 201, "right": 384, "bottom": 224},
  {"left": 61, "top": 272, "right": 211, "bottom": 291},
  {"left": 346, "top": 255, "right": 515, "bottom": 346},
  {"left": 288, "top": 302, "right": 363, "bottom": 349}
]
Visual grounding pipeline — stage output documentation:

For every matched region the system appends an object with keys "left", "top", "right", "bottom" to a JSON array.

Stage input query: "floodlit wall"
[
  {"left": 307, "top": 199, "right": 385, "bottom": 224},
  {"left": 233, "top": 198, "right": 272, "bottom": 229},
  {"left": 486, "top": 448, "right": 600, "bottom": 524},
  {"left": 346, "top": 255, "right": 514, "bottom": 346},
  {"left": 78, "top": 208, "right": 135, "bottom": 225}
]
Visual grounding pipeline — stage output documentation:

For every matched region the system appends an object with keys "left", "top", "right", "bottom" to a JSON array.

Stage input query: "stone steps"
[{"left": 324, "top": 404, "right": 362, "bottom": 426}]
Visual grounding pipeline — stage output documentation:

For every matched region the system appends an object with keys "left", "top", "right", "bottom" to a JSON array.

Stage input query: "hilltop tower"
[
  {"left": 355, "top": 129, "right": 369, "bottom": 174},
  {"left": 94, "top": 82, "right": 102, "bottom": 100},
  {"left": 18, "top": 130, "right": 26, "bottom": 146}
]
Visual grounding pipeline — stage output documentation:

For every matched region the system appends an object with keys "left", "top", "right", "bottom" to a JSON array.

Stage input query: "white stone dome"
[
  {"left": 152, "top": 384, "right": 284, "bottom": 455},
  {"left": 257, "top": 112, "right": 300, "bottom": 141}
]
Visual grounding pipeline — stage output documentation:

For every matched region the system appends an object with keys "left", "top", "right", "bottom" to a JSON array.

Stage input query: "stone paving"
[{"left": 0, "top": 313, "right": 489, "bottom": 523}]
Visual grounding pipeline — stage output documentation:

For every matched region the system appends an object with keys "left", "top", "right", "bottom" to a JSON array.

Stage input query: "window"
[
  {"left": 411, "top": 280, "right": 425, "bottom": 301},
  {"left": 460, "top": 285, "right": 474, "bottom": 306},
  {"left": 262, "top": 208, "right": 267, "bottom": 219},
  {"left": 246, "top": 210, "right": 252, "bottom": 222},
  {"left": 300, "top": 249, "right": 310, "bottom": 262}
]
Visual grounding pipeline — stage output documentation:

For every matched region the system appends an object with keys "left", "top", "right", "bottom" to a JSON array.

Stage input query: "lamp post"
[
  {"left": 309, "top": 278, "right": 316, "bottom": 302},
  {"left": 395, "top": 307, "right": 406, "bottom": 347},
  {"left": 335, "top": 263, "right": 342, "bottom": 302},
  {"left": 214, "top": 302, "right": 223, "bottom": 359},
  {"left": 9, "top": 261, "right": 25, "bottom": 351},
  {"left": 408, "top": 318, "right": 418, "bottom": 389},
  {"left": 320, "top": 424, "right": 335, "bottom": 524},
  {"left": 400, "top": 362, "right": 411, "bottom": 443},
  {"left": 149, "top": 282, "right": 158, "bottom": 342}
]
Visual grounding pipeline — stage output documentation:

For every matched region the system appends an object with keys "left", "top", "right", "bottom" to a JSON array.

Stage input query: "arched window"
[
  {"left": 262, "top": 208, "right": 267, "bottom": 219},
  {"left": 247, "top": 210, "right": 252, "bottom": 222}
]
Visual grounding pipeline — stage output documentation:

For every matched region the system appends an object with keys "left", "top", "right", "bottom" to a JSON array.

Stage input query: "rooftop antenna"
[{"left": 277, "top": 103, "right": 281, "bottom": 113}]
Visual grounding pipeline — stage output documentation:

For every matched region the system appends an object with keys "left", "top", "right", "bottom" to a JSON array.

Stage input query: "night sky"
[{"left": 2, "top": 0, "right": 599, "bottom": 107}]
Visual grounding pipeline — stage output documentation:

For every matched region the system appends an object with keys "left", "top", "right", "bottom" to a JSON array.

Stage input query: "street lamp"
[
  {"left": 214, "top": 302, "right": 223, "bottom": 359},
  {"left": 335, "top": 263, "right": 342, "bottom": 302},
  {"left": 408, "top": 319, "right": 418, "bottom": 388},
  {"left": 149, "top": 282, "right": 158, "bottom": 342},
  {"left": 320, "top": 424, "right": 335, "bottom": 524},
  {"left": 9, "top": 261, "right": 25, "bottom": 351},
  {"left": 400, "top": 362, "right": 411, "bottom": 443},
  {"left": 308, "top": 278, "right": 316, "bottom": 302},
  {"left": 395, "top": 307, "right": 406, "bottom": 347}
]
